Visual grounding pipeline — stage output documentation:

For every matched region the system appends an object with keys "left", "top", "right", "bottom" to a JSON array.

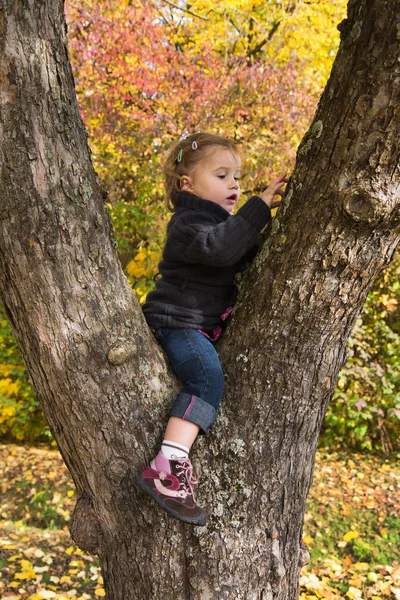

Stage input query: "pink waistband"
[{"left": 198, "top": 306, "right": 233, "bottom": 343}]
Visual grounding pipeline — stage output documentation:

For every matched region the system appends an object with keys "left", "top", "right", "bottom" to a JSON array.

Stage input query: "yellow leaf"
[
  {"left": 15, "top": 569, "right": 36, "bottom": 580},
  {"left": 303, "top": 535, "right": 313, "bottom": 545},
  {"left": 65, "top": 546, "right": 75, "bottom": 555},
  {"left": 349, "top": 575, "right": 363, "bottom": 587},
  {"left": 67, "top": 489, "right": 75, "bottom": 497},
  {"left": 94, "top": 588, "right": 106, "bottom": 597},
  {"left": 343, "top": 531, "right": 359, "bottom": 541},
  {"left": 0, "top": 377, "right": 20, "bottom": 397},
  {"left": 70, "top": 560, "right": 85, "bottom": 568}
]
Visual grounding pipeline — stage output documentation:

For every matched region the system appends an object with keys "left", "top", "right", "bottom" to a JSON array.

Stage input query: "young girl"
[{"left": 137, "top": 132, "right": 287, "bottom": 526}]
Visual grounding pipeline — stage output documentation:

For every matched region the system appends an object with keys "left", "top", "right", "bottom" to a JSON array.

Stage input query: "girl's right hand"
[{"left": 260, "top": 173, "right": 289, "bottom": 209}]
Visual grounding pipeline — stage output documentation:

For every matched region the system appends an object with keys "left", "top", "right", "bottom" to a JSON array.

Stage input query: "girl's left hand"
[{"left": 260, "top": 173, "right": 290, "bottom": 209}]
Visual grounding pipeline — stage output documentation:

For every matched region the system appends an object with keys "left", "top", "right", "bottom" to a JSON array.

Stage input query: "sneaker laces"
[{"left": 175, "top": 457, "right": 199, "bottom": 500}]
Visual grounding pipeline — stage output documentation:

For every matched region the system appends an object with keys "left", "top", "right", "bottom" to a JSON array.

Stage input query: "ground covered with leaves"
[{"left": 0, "top": 445, "right": 399, "bottom": 599}]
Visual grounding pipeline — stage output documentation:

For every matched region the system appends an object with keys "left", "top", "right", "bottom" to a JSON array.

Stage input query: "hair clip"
[
  {"left": 192, "top": 141, "right": 198, "bottom": 150},
  {"left": 177, "top": 149, "right": 183, "bottom": 162}
]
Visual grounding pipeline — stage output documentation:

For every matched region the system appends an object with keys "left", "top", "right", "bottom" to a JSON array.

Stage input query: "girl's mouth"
[{"left": 226, "top": 194, "right": 237, "bottom": 204}]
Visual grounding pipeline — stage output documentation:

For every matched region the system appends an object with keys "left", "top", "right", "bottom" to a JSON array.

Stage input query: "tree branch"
[
  {"left": 247, "top": 19, "right": 282, "bottom": 58},
  {"left": 160, "top": 0, "right": 208, "bottom": 21}
]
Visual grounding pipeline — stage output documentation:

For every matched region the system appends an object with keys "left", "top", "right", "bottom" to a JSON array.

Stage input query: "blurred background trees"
[{"left": 0, "top": 0, "right": 398, "bottom": 452}]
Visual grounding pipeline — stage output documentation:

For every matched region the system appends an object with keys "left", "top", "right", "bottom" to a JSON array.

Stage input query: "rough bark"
[{"left": 0, "top": 0, "right": 399, "bottom": 598}]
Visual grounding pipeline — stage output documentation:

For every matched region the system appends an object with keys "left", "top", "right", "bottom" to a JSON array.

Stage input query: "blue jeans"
[{"left": 153, "top": 327, "right": 225, "bottom": 434}]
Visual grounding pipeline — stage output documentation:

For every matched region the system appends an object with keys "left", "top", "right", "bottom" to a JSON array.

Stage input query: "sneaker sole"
[{"left": 136, "top": 473, "right": 207, "bottom": 526}]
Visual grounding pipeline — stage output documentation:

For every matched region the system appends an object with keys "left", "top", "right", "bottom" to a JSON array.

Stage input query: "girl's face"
[{"left": 181, "top": 147, "right": 241, "bottom": 213}]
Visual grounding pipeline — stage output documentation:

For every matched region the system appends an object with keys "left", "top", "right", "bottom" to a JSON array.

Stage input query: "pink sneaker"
[{"left": 137, "top": 451, "right": 206, "bottom": 526}]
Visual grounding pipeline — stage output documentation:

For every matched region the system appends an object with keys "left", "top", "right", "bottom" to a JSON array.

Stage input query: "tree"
[{"left": 0, "top": 0, "right": 399, "bottom": 598}]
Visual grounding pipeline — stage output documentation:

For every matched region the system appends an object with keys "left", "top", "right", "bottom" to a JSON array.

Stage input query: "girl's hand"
[{"left": 260, "top": 173, "right": 289, "bottom": 209}]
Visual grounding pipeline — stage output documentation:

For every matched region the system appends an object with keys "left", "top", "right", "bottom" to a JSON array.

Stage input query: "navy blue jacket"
[{"left": 142, "top": 191, "right": 271, "bottom": 331}]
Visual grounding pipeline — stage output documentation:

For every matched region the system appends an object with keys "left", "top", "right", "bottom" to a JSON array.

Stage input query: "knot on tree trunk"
[
  {"left": 69, "top": 494, "right": 101, "bottom": 555},
  {"left": 342, "top": 182, "right": 396, "bottom": 226},
  {"left": 107, "top": 338, "right": 136, "bottom": 365},
  {"left": 298, "top": 542, "right": 311, "bottom": 568}
]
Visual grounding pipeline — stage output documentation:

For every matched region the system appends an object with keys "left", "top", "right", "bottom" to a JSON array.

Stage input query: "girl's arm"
[{"left": 166, "top": 196, "right": 271, "bottom": 267}]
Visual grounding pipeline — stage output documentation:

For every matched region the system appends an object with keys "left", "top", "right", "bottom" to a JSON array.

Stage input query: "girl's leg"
[
  {"left": 163, "top": 416, "right": 200, "bottom": 451},
  {"left": 163, "top": 328, "right": 224, "bottom": 434},
  {"left": 137, "top": 328, "right": 224, "bottom": 525}
]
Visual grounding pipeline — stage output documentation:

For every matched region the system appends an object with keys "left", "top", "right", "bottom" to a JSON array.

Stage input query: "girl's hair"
[{"left": 163, "top": 132, "right": 238, "bottom": 211}]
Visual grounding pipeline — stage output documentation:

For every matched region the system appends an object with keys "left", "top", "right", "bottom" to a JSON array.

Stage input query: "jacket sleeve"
[{"left": 166, "top": 196, "right": 271, "bottom": 267}]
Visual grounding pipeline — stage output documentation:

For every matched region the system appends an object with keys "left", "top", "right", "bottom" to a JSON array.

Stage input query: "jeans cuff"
[{"left": 170, "top": 392, "right": 217, "bottom": 434}]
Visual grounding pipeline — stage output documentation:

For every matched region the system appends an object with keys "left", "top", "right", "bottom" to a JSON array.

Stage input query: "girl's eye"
[
  {"left": 218, "top": 175, "right": 226, "bottom": 179},
  {"left": 234, "top": 177, "right": 240, "bottom": 181}
]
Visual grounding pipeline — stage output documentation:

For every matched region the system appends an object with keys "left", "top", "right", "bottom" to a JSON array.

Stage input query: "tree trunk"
[{"left": 0, "top": 0, "right": 399, "bottom": 598}]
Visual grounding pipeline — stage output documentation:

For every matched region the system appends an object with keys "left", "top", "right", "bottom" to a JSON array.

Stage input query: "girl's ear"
[{"left": 180, "top": 176, "right": 193, "bottom": 191}]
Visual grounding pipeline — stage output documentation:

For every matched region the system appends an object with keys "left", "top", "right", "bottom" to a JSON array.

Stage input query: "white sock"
[{"left": 161, "top": 440, "right": 190, "bottom": 460}]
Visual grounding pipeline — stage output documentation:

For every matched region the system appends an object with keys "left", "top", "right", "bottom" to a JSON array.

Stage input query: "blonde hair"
[{"left": 163, "top": 132, "right": 239, "bottom": 211}]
